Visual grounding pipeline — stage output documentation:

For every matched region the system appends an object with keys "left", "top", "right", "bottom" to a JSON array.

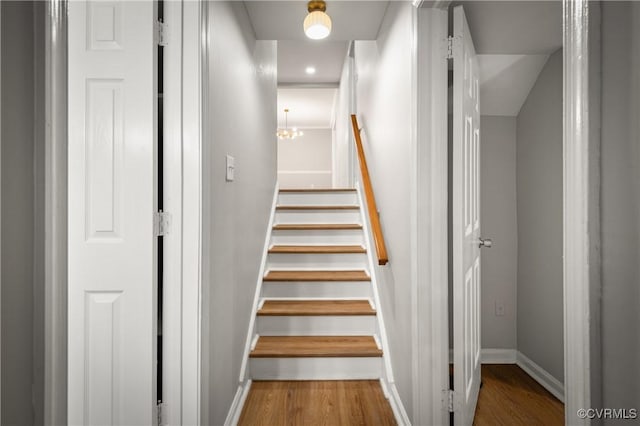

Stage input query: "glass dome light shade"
[{"left": 304, "top": 11, "right": 332, "bottom": 40}]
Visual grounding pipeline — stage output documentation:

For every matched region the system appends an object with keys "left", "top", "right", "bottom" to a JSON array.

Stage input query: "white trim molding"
[
  {"left": 44, "top": 1, "right": 68, "bottom": 424},
  {"left": 224, "top": 380, "right": 252, "bottom": 426},
  {"left": 414, "top": 5, "right": 450, "bottom": 426},
  {"left": 517, "top": 352, "right": 565, "bottom": 403},
  {"left": 380, "top": 379, "right": 412, "bottom": 426},
  {"left": 563, "top": 0, "right": 594, "bottom": 423},
  {"left": 162, "top": 1, "right": 203, "bottom": 424},
  {"left": 481, "top": 349, "right": 517, "bottom": 364}
]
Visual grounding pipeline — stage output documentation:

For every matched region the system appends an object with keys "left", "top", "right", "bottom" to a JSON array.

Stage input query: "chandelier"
[{"left": 276, "top": 109, "right": 304, "bottom": 140}]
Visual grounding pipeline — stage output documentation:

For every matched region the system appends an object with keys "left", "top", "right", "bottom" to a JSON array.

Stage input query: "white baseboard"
[
  {"left": 380, "top": 379, "right": 411, "bottom": 426},
  {"left": 516, "top": 352, "right": 565, "bottom": 403},
  {"left": 224, "top": 380, "right": 252, "bottom": 426},
  {"left": 481, "top": 348, "right": 517, "bottom": 364}
]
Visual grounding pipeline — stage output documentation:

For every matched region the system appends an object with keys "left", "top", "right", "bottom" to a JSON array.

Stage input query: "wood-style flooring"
[
  {"left": 473, "top": 364, "right": 564, "bottom": 426},
  {"left": 238, "top": 380, "right": 397, "bottom": 426}
]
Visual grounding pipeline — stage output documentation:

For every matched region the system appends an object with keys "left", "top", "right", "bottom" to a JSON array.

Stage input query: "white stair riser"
[
  {"left": 270, "top": 230, "right": 364, "bottom": 246},
  {"left": 261, "top": 281, "right": 372, "bottom": 298},
  {"left": 275, "top": 210, "right": 361, "bottom": 224},
  {"left": 250, "top": 357, "right": 382, "bottom": 380},
  {"left": 257, "top": 315, "right": 377, "bottom": 336},
  {"left": 278, "top": 192, "right": 358, "bottom": 206},
  {"left": 267, "top": 253, "right": 368, "bottom": 269}
]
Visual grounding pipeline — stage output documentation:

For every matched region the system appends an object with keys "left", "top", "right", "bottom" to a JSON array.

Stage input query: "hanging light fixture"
[
  {"left": 303, "top": 0, "right": 332, "bottom": 40},
  {"left": 276, "top": 109, "right": 304, "bottom": 140}
]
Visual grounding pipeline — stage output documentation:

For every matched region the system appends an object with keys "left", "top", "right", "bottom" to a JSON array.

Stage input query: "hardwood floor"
[
  {"left": 238, "top": 380, "right": 397, "bottom": 426},
  {"left": 473, "top": 364, "right": 564, "bottom": 426}
]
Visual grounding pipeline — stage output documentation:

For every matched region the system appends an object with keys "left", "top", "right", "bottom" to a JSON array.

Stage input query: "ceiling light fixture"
[
  {"left": 276, "top": 109, "right": 304, "bottom": 140},
  {"left": 303, "top": 0, "right": 332, "bottom": 40},
  {"left": 305, "top": 66, "right": 316, "bottom": 75}
]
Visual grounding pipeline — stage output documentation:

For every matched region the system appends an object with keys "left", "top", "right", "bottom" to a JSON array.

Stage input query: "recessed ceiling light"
[{"left": 305, "top": 66, "right": 316, "bottom": 75}]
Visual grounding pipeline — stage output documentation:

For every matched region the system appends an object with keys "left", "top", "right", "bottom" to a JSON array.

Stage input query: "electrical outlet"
[{"left": 495, "top": 301, "right": 505, "bottom": 316}]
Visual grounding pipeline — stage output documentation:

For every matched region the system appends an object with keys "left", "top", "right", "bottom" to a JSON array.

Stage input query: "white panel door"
[
  {"left": 452, "top": 5, "right": 482, "bottom": 425},
  {"left": 68, "top": 1, "right": 157, "bottom": 424}
]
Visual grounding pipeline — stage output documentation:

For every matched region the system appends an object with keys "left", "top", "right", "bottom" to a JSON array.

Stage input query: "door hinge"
[
  {"left": 157, "top": 401, "right": 164, "bottom": 426},
  {"left": 446, "top": 36, "right": 455, "bottom": 60},
  {"left": 154, "top": 210, "right": 171, "bottom": 237},
  {"left": 445, "top": 389, "right": 455, "bottom": 413},
  {"left": 155, "top": 21, "right": 168, "bottom": 46}
]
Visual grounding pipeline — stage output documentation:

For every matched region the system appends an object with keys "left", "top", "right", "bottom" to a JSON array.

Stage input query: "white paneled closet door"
[
  {"left": 452, "top": 5, "right": 482, "bottom": 425},
  {"left": 67, "top": 1, "right": 157, "bottom": 424}
]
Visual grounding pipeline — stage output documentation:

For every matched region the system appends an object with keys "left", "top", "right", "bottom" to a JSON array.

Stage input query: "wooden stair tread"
[
  {"left": 273, "top": 223, "right": 363, "bottom": 231},
  {"left": 279, "top": 188, "right": 356, "bottom": 193},
  {"left": 258, "top": 300, "right": 376, "bottom": 316},
  {"left": 250, "top": 336, "right": 382, "bottom": 358},
  {"left": 276, "top": 205, "right": 360, "bottom": 210},
  {"left": 264, "top": 270, "right": 370, "bottom": 282},
  {"left": 269, "top": 245, "right": 366, "bottom": 254}
]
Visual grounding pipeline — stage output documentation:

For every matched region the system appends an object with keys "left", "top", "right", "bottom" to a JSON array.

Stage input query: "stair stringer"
[
  {"left": 237, "top": 182, "right": 279, "bottom": 385},
  {"left": 355, "top": 181, "right": 411, "bottom": 426}
]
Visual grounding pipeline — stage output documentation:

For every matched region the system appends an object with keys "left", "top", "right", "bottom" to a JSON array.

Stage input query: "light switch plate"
[{"left": 226, "top": 155, "right": 235, "bottom": 182}]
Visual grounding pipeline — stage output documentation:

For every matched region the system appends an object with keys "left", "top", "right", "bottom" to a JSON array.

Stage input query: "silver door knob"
[{"left": 479, "top": 238, "right": 493, "bottom": 248}]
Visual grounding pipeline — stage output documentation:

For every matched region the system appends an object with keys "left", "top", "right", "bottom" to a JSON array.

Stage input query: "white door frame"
[
  {"left": 417, "top": 0, "right": 596, "bottom": 424},
  {"left": 162, "top": 1, "right": 203, "bottom": 424},
  {"left": 44, "top": 1, "right": 68, "bottom": 424},
  {"left": 562, "top": 0, "right": 599, "bottom": 423},
  {"left": 44, "top": 0, "right": 596, "bottom": 423},
  {"left": 44, "top": 1, "right": 202, "bottom": 423}
]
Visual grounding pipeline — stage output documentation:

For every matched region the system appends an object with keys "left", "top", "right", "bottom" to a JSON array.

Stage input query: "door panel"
[
  {"left": 68, "top": 1, "right": 157, "bottom": 424},
  {"left": 452, "top": 5, "right": 481, "bottom": 425}
]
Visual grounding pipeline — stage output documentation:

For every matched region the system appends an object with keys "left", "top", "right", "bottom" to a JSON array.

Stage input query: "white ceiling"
[
  {"left": 453, "top": 1, "right": 562, "bottom": 55},
  {"left": 264, "top": 1, "right": 563, "bottom": 117},
  {"left": 457, "top": 1, "right": 562, "bottom": 116},
  {"left": 277, "top": 87, "right": 338, "bottom": 129},
  {"left": 244, "top": 1, "right": 390, "bottom": 41},
  {"left": 278, "top": 40, "right": 349, "bottom": 84},
  {"left": 479, "top": 54, "right": 550, "bottom": 116}
]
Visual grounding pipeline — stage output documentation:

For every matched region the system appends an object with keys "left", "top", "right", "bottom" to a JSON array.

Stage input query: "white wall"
[
  {"left": 480, "top": 116, "right": 517, "bottom": 350},
  {"left": 516, "top": 49, "right": 563, "bottom": 384},
  {"left": 202, "top": 2, "right": 277, "bottom": 424},
  {"left": 354, "top": 1, "right": 415, "bottom": 416},
  {"left": 278, "top": 128, "right": 332, "bottom": 188},
  {"left": 600, "top": 2, "right": 640, "bottom": 416},
  {"left": 333, "top": 50, "right": 354, "bottom": 188},
  {"left": 1, "top": 2, "right": 45, "bottom": 423}
]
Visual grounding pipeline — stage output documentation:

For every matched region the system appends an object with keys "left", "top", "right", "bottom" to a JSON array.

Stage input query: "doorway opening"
[
  {"left": 276, "top": 40, "right": 354, "bottom": 189},
  {"left": 446, "top": 2, "right": 565, "bottom": 424}
]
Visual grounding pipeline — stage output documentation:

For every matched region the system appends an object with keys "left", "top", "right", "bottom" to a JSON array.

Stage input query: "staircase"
[{"left": 245, "top": 188, "right": 386, "bottom": 380}]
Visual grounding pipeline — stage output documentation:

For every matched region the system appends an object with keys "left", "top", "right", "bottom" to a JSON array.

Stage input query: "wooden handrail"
[{"left": 350, "top": 115, "right": 389, "bottom": 266}]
